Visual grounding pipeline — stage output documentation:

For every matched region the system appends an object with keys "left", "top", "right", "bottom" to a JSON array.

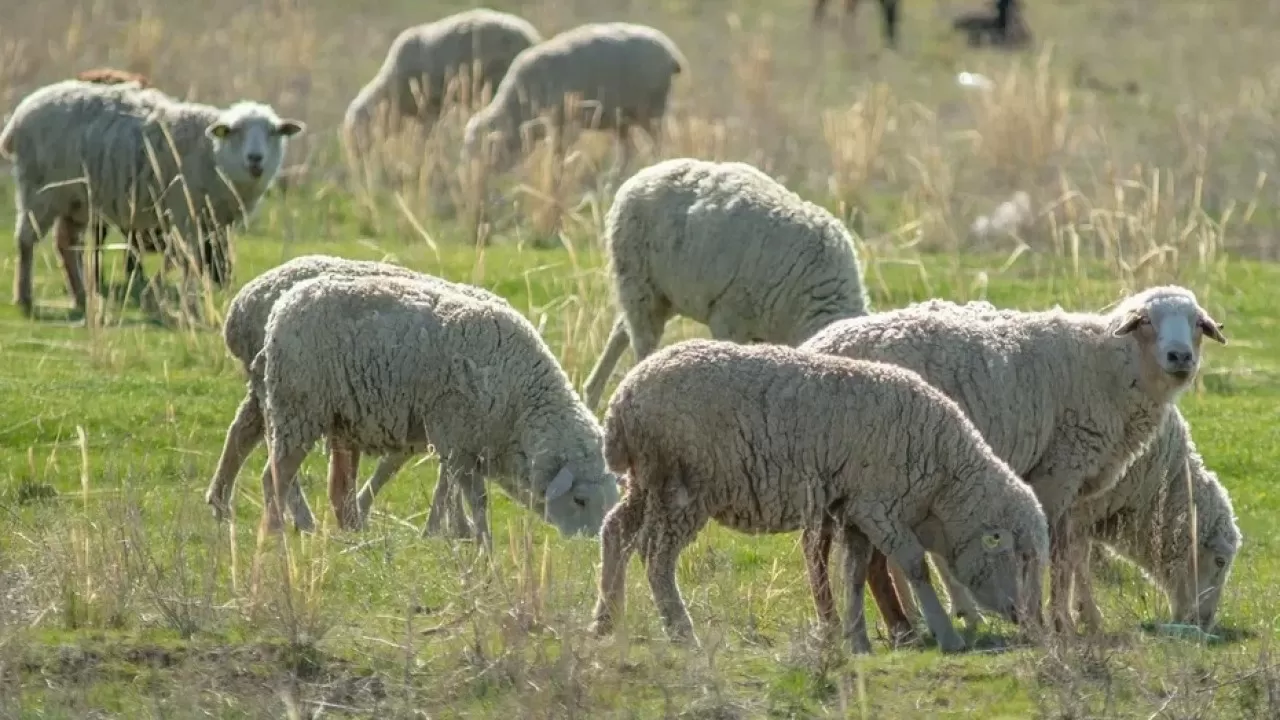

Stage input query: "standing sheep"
[
  {"left": 581, "top": 157, "right": 869, "bottom": 411},
  {"left": 204, "top": 254, "right": 510, "bottom": 535},
  {"left": 1070, "top": 407, "right": 1241, "bottom": 631},
  {"left": 590, "top": 339, "right": 1049, "bottom": 654},
  {"left": 255, "top": 273, "right": 620, "bottom": 544},
  {"left": 342, "top": 9, "right": 541, "bottom": 162},
  {"left": 800, "top": 288, "right": 1228, "bottom": 634},
  {"left": 462, "top": 22, "right": 686, "bottom": 178},
  {"left": 0, "top": 79, "right": 304, "bottom": 317}
]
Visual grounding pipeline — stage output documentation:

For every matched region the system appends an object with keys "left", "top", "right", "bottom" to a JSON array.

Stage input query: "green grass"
[{"left": 3, "top": 0, "right": 1280, "bottom": 716}]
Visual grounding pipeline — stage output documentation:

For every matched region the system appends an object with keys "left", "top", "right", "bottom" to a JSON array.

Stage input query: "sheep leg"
[
  {"left": 261, "top": 445, "right": 315, "bottom": 535},
  {"left": 352, "top": 452, "right": 410, "bottom": 529},
  {"left": 590, "top": 487, "right": 647, "bottom": 636},
  {"left": 887, "top": 556, "right": 922, "bottom": 621},
  {"left": 839, "top": 523, "right": 876, "bottom": 654},
  {"left": 326, "top": 438, "right": 361, "bottom": 530},
  {"left": 1049, "top": 513, "right": 1080, "bottom": 636},
  {"left": 878, "top": 0, "right": 900, "bottom": 48},
  {"left": 205, "top": 391, "right": 266, "bottom": 521},
  {"left": 452, "top": 464, "right": 492, "bottom": 551},
  {"left": 801, "top": 525, "right": 839, "bottom": 632},
  {"left": 934, "top": 555, "right": 985, "bottom": 640},
  {"left": 865, "top": 549, "right": 917, "bottom": 644},
  {"left": 870, "top": 531, "right": 965, "bottom": 653},
  {"left": 14, "top": 208, "right": 55, "bottom": 317},
  {"left": 1073, "top": 539, "right": 1105, "bottom": 633},
  {"left": 423, "top": 463, "right": 474, "bottom": 539},
  {"left": 644, "top": 512, "right": 703, "bottom": 645},
  {"left": 53, "top": 217, "right": 88, "bottom": 314},
  {"left": 583, "top": 316, "right": 633, "bottom": 412}
]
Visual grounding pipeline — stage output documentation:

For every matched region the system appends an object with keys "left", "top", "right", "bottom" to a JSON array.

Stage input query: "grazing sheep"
[
  {"left": 590, "top": 339, "right": 1049, "bottom": 654},
  {"left": 255, "top": 273, "right": 620, "bottom": 544},
  {"left": 1071, "top": 408, "right": 1241, "bottom": 630},
  {"left": 204, "top": 254, "right": 510, "bottom": 535},
  {"left": 0, "top": 79, "right": 304, "bottom": 316},
  {"left": 342, "top": 9, "right": 541, "bottom": 162},
  {"left": 800, "top": 288, "right": 1227, "bottom": 634},
  {"left": 581, "top": 158, "right": 869, "bottom": 411},
  {"left": 462, "top": 22, "right": 686, "bottom": 177},
  {"left": 812, "top": 0, "right": 900, "bottom": 47}
]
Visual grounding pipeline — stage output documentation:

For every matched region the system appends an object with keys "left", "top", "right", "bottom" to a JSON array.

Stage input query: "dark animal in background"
[
  {"left": 812, "top": 0, "right": 901, "bottom": 49},
  {"left": 952, "top": 0, "right": 1032, "bottom": 49},
  {"left": 66, "top": 68, "right": 230, "bottom": 297}
]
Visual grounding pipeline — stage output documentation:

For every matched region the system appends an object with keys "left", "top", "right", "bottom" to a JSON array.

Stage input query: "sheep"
[
  {"left": 812, "top": 0, "right": 900, "bottom": 47},
  {"left": 0, "top": 79, "right": 305, "bottom": 317},
  {"left": 589, "top": 338, "right": 1049, "bottom": 654},
  {"left": 342, "top": 9, "right": 541, "bottom": 162},
  {"left": 461, "top": 22, "right": 686, "bottom": 179},
  {"left": 800, "top": 287, "right": 1228, "bottom": 635},
  {"left": 871, "top": 406, "right": 1244, "bottom": 640},
  {"left": 254, "top": 272, "right": 620, "bottom": 545},
  {"left": 1070, "top": 407, "right": 1241, "bottom": 631},
  {"left": 203, "top": 254, "right": 511, "bottom": 536},
  {"left": 581, "top": 157, "right": 869, "bottom": 412},
  {"left": 64, "top": 69, "right": 217, "bottom": 297}
]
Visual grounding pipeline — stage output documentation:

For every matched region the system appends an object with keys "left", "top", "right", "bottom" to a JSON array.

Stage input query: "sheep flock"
[{"left": 0, "top": 2, "right": 1250, "bottom": 681}]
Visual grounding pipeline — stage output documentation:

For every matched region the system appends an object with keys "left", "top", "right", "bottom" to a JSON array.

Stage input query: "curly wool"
[
  {"left": 256, "top": 273, "right": 619, "bottom": 537},
  {"left": 582, "top": 157, "right": 869, "bottom": 410}
]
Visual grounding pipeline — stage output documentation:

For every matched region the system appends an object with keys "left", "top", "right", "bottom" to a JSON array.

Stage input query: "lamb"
[
  {"left": 800, "top": 287, "right": 1228, "bottom": 634},
  {"left": 254, "top": 273, "right": 620, "bottom": 545},
  {"left": 342, "top": 9, "right": 541, "bottom": 162},
  {"left": 461, "top": 22, "right": 686, "bottom": 177},
  {"left": 812, "top": 0, "right": 900, "bottom": 48},
  {"left": 589, "top": 339, "right": 1049, "bottom": 654},
  {"left": 204, "top": 254, "right": 511, "bottom": 536},
  {"left": 870, "top": 406, "right": 1243, "bottom": 641},
  {"left": 1070, "top": 407, "right": 1241, "bottom": 631},
  {"left": 581, "top": 157, "right": 870, "bottom": 412},
  {"left": 0, "top": 79, "right": 305, "bottom": 316}
]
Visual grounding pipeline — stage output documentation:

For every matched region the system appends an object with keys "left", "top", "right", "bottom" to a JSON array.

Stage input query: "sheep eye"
[
  {"left": 1215, "top": 557, "right": 1226, "bottom": 569},
  {"left": 573, "top": 497, "right": 587, "bottom": 508}
]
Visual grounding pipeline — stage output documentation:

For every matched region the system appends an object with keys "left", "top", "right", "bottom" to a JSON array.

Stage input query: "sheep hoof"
[
  {"left": 934, "top": 629, "right": 966, "bottom": 654},
  {"left": 589, "top": 617, "right": 614, "bottom": 637}
]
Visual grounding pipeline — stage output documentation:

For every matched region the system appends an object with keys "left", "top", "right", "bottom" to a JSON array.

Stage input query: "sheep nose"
[
  {"left": 1166, "top": 349, "right": 1193, "bottom": 367},
  {"left": 247, "top": 152, "right": 264, "bottom": 165}
]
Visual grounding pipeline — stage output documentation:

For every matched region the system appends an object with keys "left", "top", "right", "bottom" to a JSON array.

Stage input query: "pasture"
[{"left": 1, "top": 0, "right": 1278, "bottom": 717}]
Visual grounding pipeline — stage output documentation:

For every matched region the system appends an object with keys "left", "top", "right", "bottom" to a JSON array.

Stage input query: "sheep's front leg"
[
  {"left": 257, "top": 459, "right": 315, "bottom": 533},
  {"left": 1072, "top": 538, "right": 1105, "bottom": 633},
  {"left": 863, "top": 525, "right": 965, "bottom": 653},
  {"left": 327, "top": 438, "right": 361, "bottom": 530},
  {"left": 1049, "top": 512, "right": 1080, "bottom": 636},
  {"left": 423, "top": 460, "right": 475, "bottom": 539},
  {"left": 839, "top": 524, "right": 876, "bottom": 654},
  {"left": 935, "top": 556, "right": 984, "bottom": 636},
  {"left": 590, "top": 487, "right": 647, "bottom": 636},
  {"left": 450, "top": 464, "right": 491, "bottom": 551},
  {"left": 53, "top": 217, "right": 88, "bottom": 313},
  {"left": 353, "top": 452, "right": 410, "bottom": 530},
  {"left": 866, "top": 549, "right": 917, "bottom": 644},
  {"left": 645, "top": 518, "right": 701, "bottom": 644},
  {"left": 263, "top": 440, "right": 315, "bottom": 535}
]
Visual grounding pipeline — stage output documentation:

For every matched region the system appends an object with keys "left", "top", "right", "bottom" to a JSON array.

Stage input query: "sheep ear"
[
  {"left": 452, "top": 355, "right": 489, "bottom": 402},
  {"left": 1112, "top": 311, "right": 1143, "bottom": 337},
  {"left": 206, "top": 122, "right": 231, "bottom": 140},
  {"left": 546, "top": 466, "right": 574, "bottom": 502},
  {"left": 277, "top": 120, "right": 306, "bottom": 137},
  {"left": 1199, "top": 313, "right": 1228, "bottom": 345}
]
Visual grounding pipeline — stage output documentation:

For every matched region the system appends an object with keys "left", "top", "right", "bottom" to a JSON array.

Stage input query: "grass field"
[{"left": 2, "top": 0, "right": 1280, "bottom": 717}]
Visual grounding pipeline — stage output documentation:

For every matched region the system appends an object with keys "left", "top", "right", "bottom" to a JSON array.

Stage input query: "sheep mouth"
[
  {"left": 1167, "top": 369, "right": 1193, "bottom": 381},
  {"left": 247, "top": 165, "right": 264, "bottom": 179}
]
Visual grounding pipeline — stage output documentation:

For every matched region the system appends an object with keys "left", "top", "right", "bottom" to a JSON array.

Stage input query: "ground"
[{"left": 1, "top": 0, "right": 1279, "bottom": 718}]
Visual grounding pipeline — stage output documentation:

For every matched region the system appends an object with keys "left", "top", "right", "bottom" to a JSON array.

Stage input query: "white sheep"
[
  {"left": 203, "top": 254, "right": 509, "bottom": 536},
  {"left": 255, "top": 272, "right": 620, "bottom": 544},
  {"left": 581, "top": 157, "right": 869, "bottom": 411},
  {"left": 0, "top": 79, "right": 305, "bottom": 317},
  {"left": 342, "top": 9, "right": 541, "bottom": 161},
  {"left": 462, "top": 22, "right": 686, "bottom": 177},
  {"left": 800, "top": 287, "right": 1228, "bottom": 634},
  {"left": 1071, "top": 407, "right": 1241, "bottom": 630},
  {"left": 590, "top": 338, "right": 1049, "bottom": 654}
]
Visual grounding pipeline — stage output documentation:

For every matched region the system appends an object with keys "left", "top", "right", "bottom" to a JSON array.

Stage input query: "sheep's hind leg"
[
  {"left": 15, "top": 206, "right": 55, "bottom": 317},
  {"left": 590, "top": 487, "right": 647, "bottom": 636},
  {"left": 353, "top": 452, "right": 410, "bottom": 530},
  {"left": 802, "top": 524, "right": 839, "bottom": 636},
  {"left": 839, "top": 523, "right": 876, "bottom": 654},
  {"left": 644, "top": 504, "right": 706, "bottom": 645},
  {"left": 582, "top": 316, "right": 632, "bottom": 412}
]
